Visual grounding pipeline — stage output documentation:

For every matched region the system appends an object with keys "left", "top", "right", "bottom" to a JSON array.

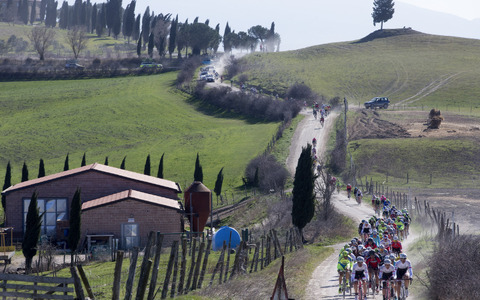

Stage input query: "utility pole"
[{"left": 344, "top": 97, "right": 348, "bottom": 155}]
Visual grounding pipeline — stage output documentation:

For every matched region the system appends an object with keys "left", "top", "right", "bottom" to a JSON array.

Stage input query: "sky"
[{"left": 68, "top": 0, "right": 480, "bottom": 50}]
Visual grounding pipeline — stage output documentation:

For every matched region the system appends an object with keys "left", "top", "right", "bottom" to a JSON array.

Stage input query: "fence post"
[
  {"left": 124, "top": 247, "right": 139, "bottom": 300},
  {"left": 197, "top": 238, "right": 212, "bottom": 289},
  {"left": 147, "top": 233, "right": 164, "bottom": 300},
  {"left": 112, "top": 251, "right": 124, "bottom": 300},
  {"left": 177, "top": 238, "right": 187, "bottom": 294},
  {"left": 161, "top": 241, "right": 178, "bottom": 299},
  {"left": 70, "top": 266, "right": 85, "bottom": 300}
]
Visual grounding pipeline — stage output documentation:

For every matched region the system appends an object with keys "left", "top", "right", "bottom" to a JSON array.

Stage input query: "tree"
[
  {"left": 2, "top": 162, "right": 12, "bottom": 214},
  {"left": 291, "top": 144, "right": 316, "bottom": 241},
  {"left": 59, "top": 1, "right": 69, "bottom": 29},
  {"left": 27, "top": 27, "right": 56, "bottom": 61},
  {"left": 141, "top": 6, "right": 151, "bottom": 47},
  {"left": 38, "top": 159, "right": 45, "bottom": 178},
  {"left": 153, "top": 13, "right": 171, "bottom": 58},
  {"left": 40, "top": 0, "right": 48, "bottom": 23},
  {"left": 193, "top": 153, "right": 203, "bottom": 182},
  {"left": 133, "top": 14, "right": 141, "bottom": 41},
  {"left": 19, "top": 0, "right": 29, "bottom": 25},
  {"left": 168, "top": 15, "right": 178, "bottom": 59},
  {"left": 66, "top": 26, "right": 88, "bottom": 59},
  {"left": 21, "top": 161, "right": 29, "bottom": 182},
  {"left": 120, "top": 156, "right": 126, "bottom": 169},
  {"left": 253, "top": 167, "right": 259, "bottom": 187},
  {"left": 136, "top": 34, "right": 142, "bottom": 57},
  {"left": 176, "top": 20, "right": 189, "bottom": 59},
  {"left": 90, "top": 3, "right": 97, "bottom": 34},
  {"left": 68, "top": 188, "right": 82, "bottom": 266},
  {"left": 248, "top": 25, "right": 269, "bottom": 51},
  {"left": 23, "top": 191, "right": 44, "bottom": 274},
  {"left": 44, "top": 0, "right": 57, "bottom": 28},
  {"left": 157, "top": 153, "right": 164, "bottom": 178},
  {"left": 372, "top": 0, "right": 395, "bottom": 30},
  {"left": 147, "top": 32, "right": 154, "bottom": 57},
  {"left": 223, "top": 22, "right": 232, "bottom": 53},
  {"left": 123, "top": 0, "right": 136, "bottom": 43},
  {"left": 81, "top": 152, "right": 86, "bottom": 167},
  {"left": 64, "top": 153, "right": 69, "bottom": 171},
  {"left": 30, "top": 0, "right": 37, "bottom": 25},
  {"left": 214, "top": 167, "right": 224, "bottom": 204},
  {"left": 104, "top": 156, "right": 109, "bottom": 165},
  {"left": 96, "top": 3, "right": 106, "bottom": 37},
  {"left": 144, "top": 154, "right": 151, "bottom": 175},
  {"left": 314, "top": 163, "right": 335, "bottom": 221}
]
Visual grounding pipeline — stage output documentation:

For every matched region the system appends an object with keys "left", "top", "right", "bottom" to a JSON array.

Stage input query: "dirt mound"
[
  {"left": 349, "top": 110, "right": 411, "bottom": 140},
  {"left": 354, "top": 28, "right": 422, "bottom": 43}
]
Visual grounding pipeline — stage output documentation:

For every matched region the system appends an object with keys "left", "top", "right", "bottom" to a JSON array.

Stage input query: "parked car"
[
  {"left": 206, "top": 74, "right": 215, "bottom": 82},
  {"left": 140, "top": 61, "right": 162, "bottom": 68},
  {"left": 364, "top": 97, "right": 390, "bottom": 109},
  {"left": 65, "top": 61, "right": 85, "bottom": 70}
]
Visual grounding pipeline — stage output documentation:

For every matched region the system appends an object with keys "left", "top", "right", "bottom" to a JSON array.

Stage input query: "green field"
[
  {"left": 0, "top": 72, "right": 279, "bottom": 196},
  {"left": 235, "top": 30, "right": 480, "bottom": 112},
  {"left": 348, "top": 137, "right": 480, "bottom": 189}
]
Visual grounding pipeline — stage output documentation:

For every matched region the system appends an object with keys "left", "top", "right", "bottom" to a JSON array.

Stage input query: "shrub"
[
  {"left": 427, "top": 235, "right": 480, "bottom": 299},
  {"left": 245, "top": 155, "right": 288, "bottom": 192},
  {"left": 285, "top": 82, "right": 317, "bottom": 101}
]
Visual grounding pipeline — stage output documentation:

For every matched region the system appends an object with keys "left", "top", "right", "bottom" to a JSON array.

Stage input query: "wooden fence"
[{"left": 111, "top": 228, "right": 303, "bottom": 299}]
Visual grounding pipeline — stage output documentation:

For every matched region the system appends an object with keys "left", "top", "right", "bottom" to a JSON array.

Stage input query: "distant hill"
[{"left": 235, "top": 29, "right": 480, "bottom": 110}]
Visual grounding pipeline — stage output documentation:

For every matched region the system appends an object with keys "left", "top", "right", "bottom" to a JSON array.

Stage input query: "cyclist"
[
  {"left": 395, "top": 253, "right": 413, "bottom": 298},
  {"left": 313, "top": 108, "right": 318, "bottom": 119},
  {"left": 379, "top": 259, "right": 396, "bottom": 300},
  {"left": 402, "top": 209, "right": 411, "bottom": 236},
  {"left": 377, "top": 244, "right": 390, "bottom": 262},
  {"left": 380, "top": 234, "right": 392, "bottom": 251},
  {"left": 361, "top": 220, "right": 372, "bottom": 242},
  {"left": 346, "top": 184, "right": 352, "bottom": 198},
  {"left": 320, "top": 116, "right": 325, "bottom": 126},
  {"left": 356, "top": 188, "right": 363, "bottom": 205},
  {"left": 391, "top": 236, "right": 403, "bottom": 258},
  {"left": 395, "top": 217, "right": 406, "bottom": 240},
  {"left": 337, "top": 251, "right": 352, "bottom": 293},
  {"left": 352, "top": 256, "right": 369, "bottom": 300},
  {"left": 337, "top": 181, "right": 341, "bottom": 194},
  {"left": 371, "top": 230, "right": 381, "bottom": 246},
  {"left": 366, "top": 250, "right": 382, "bottom": 293},
  {"left": 365, "top": 237, "right": 377, "bottom": 250},
  {"left": 312, "top": 137, "right": 317, "bottom": 146},
  {"left": 375, "top": 196, "right": 382, "bottom": 215}
]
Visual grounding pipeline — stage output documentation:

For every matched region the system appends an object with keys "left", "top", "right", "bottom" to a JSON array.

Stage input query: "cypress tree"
[
  {"left": 168, "top": 15, "right": 178, "bottom": 59},
  {"left": 2, "top": 162, "right": 12, "bottom": 213},
  {"left": 133, "top": 14, "right": 141, "bottom": 41},
  {"left": 22, "top": 191, "right": 43, "bottom": 274},
  {"left": 81, "top": 152, "right": 86, "bottom": 167},
  {"left": 120, "top": 156, "right": 126, "bottom": 169},
  {"left": 253, "top": 166, "right": 259, "bottom": 187},
  {"left": 21, "top": 161, "right": 29, "bottom": 182},
  {"left": 64, "top": 153, "right": 69, "bottom": 171},
  {"left": 30, "top": 0, "right": 37, "bottom": 24},
  {"left": 141, "top": 6, "right": 150, "bottom": 47},
  {"left": 193, "top": 153, "right": 203, "bottom": 182},
  {"left": 136, "top": 35, "right": 142, "bottom": 57},
  {"left": 104, "top": 156, "right": 109, "bottom": 165},
  {"left": 291, "top": 144, "right": 316, "bottom": 241},
  {"left": 214, "top": 167, "right": 224, "bottom": 203},
  {"left": 40, "top": 0, "right": 47, "bottom": 23},
  {"left": 68, "top": 188, "right": 81, "bottom": 266},
  {"left": 148, "top": 32, "right": 154, "bottom": 58},
  {"left": 38, "top": 159, "right": 45, "bottom": 178},
  {"left": 223, "top": 22, "right": 231, "bottom": 53},
  {"left": 157, "top": 153, "right": 164, "bottom": 178},
  {"left": 144, "top": 154, "right": 151, "bottom": 176}
]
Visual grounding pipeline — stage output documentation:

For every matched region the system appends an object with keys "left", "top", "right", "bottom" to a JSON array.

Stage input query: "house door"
[{"left": 122, "top": 223, "right": 140, "bottom": 249}]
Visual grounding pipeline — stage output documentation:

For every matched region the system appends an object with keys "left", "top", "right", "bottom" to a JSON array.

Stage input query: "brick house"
[{"left": 2, "top": 163, "right": 184, "bottom": 249}]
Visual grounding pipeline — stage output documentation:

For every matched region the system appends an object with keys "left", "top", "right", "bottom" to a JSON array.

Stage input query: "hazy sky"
[{"left": 69, "top": 0, "right": 480, "bottom": 50}]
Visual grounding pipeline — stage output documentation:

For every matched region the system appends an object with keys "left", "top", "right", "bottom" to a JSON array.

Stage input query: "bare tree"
[
  {"left": 27, "top": 27, "right": 56, "bottom": 60},
  {"left": 65, "top": 26, "right": 89, "bottom": 59},
  {"left": 314, "top": 162, "right": 336, "bottom": 221}
]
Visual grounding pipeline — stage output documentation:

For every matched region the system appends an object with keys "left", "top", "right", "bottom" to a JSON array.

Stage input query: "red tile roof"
[
  {"left": 81, "top": 189, "right": 182, "bottom": 211},
  {"left": 2, "top": 163, "right": 181, "bottom": 194}
]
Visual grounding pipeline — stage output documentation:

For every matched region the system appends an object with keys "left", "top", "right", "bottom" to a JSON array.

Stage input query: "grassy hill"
[
  {"left": 235, "top": 29, "right": 480, "bottom": 112},
  {"left": 0, "top": 72, "right": 280, "bottom": 196}
]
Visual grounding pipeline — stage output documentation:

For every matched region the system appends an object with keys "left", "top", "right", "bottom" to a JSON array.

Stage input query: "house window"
[{"left": 23, "top": 198, "right": 68, "bottom": 237}]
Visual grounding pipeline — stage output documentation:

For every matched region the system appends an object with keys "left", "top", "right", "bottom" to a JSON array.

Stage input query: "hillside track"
[{"left": 396, "top": 72, "right": 463, "bottom": 106}]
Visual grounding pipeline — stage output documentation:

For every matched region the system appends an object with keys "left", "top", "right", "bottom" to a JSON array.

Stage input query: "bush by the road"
[
  {"left": 427, "top": 235, "right": 480, "bottom": 299},
  {"left": 244, "top": 154, "right": 288, "bottom": 192}
]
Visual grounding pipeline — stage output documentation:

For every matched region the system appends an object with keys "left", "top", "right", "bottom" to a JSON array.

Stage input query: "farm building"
[{"left": 1, "top": 163, "right": 184, "bottom": 249}]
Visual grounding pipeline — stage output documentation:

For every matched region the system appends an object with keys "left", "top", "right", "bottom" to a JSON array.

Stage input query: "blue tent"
[{"left": 212, "top": 226, "right": 241, "bottom": 251}]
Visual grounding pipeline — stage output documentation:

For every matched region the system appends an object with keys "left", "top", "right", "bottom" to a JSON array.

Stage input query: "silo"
[{"left": 184, "top": 181, "right": 212, "bottom": 233}]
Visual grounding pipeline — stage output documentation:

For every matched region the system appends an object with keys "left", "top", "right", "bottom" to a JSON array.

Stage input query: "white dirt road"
[{"left": 285, "top": 108, "right": 419, "bottom": 300}]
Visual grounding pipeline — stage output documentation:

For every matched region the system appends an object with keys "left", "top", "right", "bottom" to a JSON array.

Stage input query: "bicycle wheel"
[
  {"left": 358, "top": 281, "right": 364, "bottom": 300},
  {"left": 342, "top": 274, "right": 347, "bottom": 299},
  {"left": 400, "top": 281, "right": 406, "bottom": 300}
]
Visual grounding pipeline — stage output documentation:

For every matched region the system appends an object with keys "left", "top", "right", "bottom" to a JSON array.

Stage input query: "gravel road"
[{"left": 286, "top": 108, "right": 419, "bottom": 300}]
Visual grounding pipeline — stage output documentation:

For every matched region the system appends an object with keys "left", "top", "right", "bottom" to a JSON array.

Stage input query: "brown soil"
[{"left": 348, "top": 109, "right": 411, "bottom": 140}]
